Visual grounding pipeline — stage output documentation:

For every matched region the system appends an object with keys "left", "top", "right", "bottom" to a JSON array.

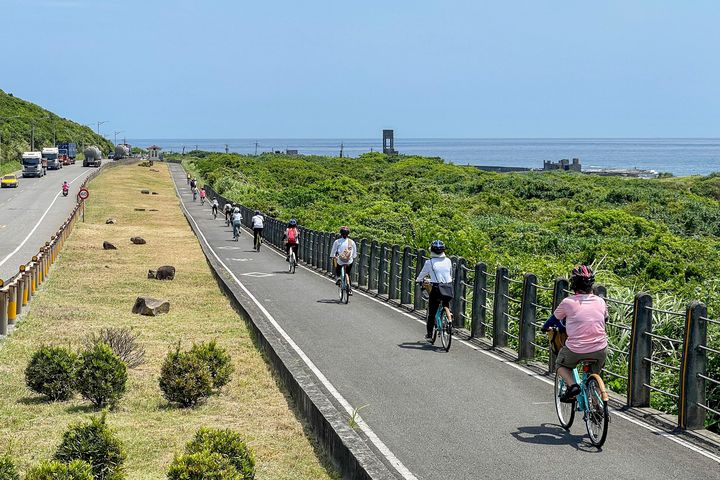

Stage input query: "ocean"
[{"left": 126, "top": 138, "right": 720, "bottom": 177}]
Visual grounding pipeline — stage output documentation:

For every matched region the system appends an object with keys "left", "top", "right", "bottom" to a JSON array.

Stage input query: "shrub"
[
  {"left": 0, "top": 454, "right": 19, "bottom": 480},
  {"left": 83, "top": 328, "right": 145, "bottom": 369},
  {"left": 167, "top": 452, "right": 242, "bottom": 480},
  {"left": 25, "top": 460, "right": 93, "bottom": 480},
  {"left": 75, "top": 343, "right": 127, "bottom": 408},
  {"left": 185, "top": 428, "right": 254, "bottom": 479},
  {"left": 25, "top": 346, "right": 78, "bottom": 401},
  {"left": 159, "top": 346, "right": 212, "bottom": 407},
  {"left": 55, "top": 413, "right": 126, "bottom": 480},
  {"left": 189, "top": 341, "right": 234, "bottom": 390}
]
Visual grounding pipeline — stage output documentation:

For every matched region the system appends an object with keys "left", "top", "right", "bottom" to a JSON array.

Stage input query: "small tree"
[
  {"left": 189, "top": 341, "right": 234, "bottom": 390},
  {"left": 185, "top": 428, "right": 254, "bottom": 480},
  {"left": 83, "top": 328, "right": 145, "bottom": 369},
  {"left": 75, "top": 343, "right": 127, "bottom": 408},
  {"left": 159, "top": 345, "right": 212, "bottom": 407},
  {"left": 25, "top": 460, "right": 93, "bottom": 480},
  {"left": 25, "top": 346, "right": 77, "bottom": 401},
  {"left": 0, "top": 454, "right": 19, "bottom": 480},
  {"left": 167, "top": 452, "right": 242, "bottom": 480},
  {"left": 55, "top": 414, "right": 126, "bottom": 480}
]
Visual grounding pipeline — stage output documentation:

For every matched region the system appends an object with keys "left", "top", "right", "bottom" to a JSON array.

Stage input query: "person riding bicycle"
[
  {"left": 223, "top": 202, "right": 233, "bottom": 223},
  {"left": 186, "top": 173, "right": 191, "bottom": 184},
  {"left": 231, "top": 207, "right": 242, "bottom": 239},
  {"left": 251, "top": 210, "right": 264, "bottom": 247},
  {"left": 283, "top": 219, "right": 299, "bottom": 261},
  {"left": 199, "top": 187, "right": 206, "bottom": 203},
  {"left": 62, "top": 181, "right": 69, "bottom": 194},
  {"left": 189, "top": 177, "right": 197, "bottom": 190},
  {"left": 211, "top": 198, "right": 219, "bottom": 217},
  {"left": 415, "top": 240, "right": 453, "bottom": 341},
  {"left": 330, "top": 226, "right": 357, "bottom": 295},
  {"left": 541, "top": 265, "right": 608, "bottom": 403}
]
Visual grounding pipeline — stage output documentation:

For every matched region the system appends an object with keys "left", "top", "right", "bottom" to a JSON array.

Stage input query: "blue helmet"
[
  {"left": 288, "top": 219, "right": 297, "bottom": 227},
  {"left": 430, "top": 240, "right": 446, "bottom": 254}
]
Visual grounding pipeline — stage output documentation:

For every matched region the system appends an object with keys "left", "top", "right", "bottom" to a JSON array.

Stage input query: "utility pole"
[
  {"left": 195, "top": 144, "right": 198, "bottom": 151},
  {"left": 96, "top": 120, "right": 108, "bottom": 135},
  {"left": 225, "top": 144, "right": 229, "bottom": 154},
  {"left": 182, "top": 146, "right": 186, "bottom": 155},
  {"left": 31, "top": 124, "right": 35, "bottom": 151},
  {"left": 255, "top": 142, "right": 258, "bottom": 156},
  {"left": 113, "top": 130, "right": 123, "bottom": 144},
  {"left": 339, "top": 142, "right": 344, "bottom": 158}
]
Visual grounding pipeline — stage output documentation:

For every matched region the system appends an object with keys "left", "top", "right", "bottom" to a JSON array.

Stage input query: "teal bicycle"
[
  {"left": 337, "top": 264, "right": 350, "bottom": 304},
  {"left": 553, "top": 354, "right": 610, "bottom": 447},
  {"left": 420, "top": 282, "right": 452, "bottom": 351}
]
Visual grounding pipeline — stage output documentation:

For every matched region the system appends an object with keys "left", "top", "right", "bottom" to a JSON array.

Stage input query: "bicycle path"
[{"left": 169, "top": 163, "right": 720, "bottom": 480}]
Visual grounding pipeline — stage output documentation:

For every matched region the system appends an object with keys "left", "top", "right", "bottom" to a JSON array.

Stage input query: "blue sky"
[{"left": 1, "top": 0, "right": 718, "bottom": 138}]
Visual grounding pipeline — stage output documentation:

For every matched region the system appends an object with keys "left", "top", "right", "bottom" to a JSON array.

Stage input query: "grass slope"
[
  {"left": 0, "top": 161, "right": 338, "bottom": 479},
  {"left": 0, "top": 89, "right": 113, "bottom": 164}
]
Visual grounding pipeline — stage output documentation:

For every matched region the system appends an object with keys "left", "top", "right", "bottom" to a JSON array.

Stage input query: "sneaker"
[
  {"left": 335, "top": 278, "right": 341, "bottom": 286},
  {"left": 559, "top": 383, "right": 581, "bottom": 403},
  {"left": 348, "top": 289, "right": 353, "bottom": 296},
  {"left": 425, "top": 333, "right": 432, "bottom": 341}
]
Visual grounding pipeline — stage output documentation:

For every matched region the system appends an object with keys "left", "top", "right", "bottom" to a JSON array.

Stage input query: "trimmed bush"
[
  {"left": 189, "top": 341, "right": 234, "bottom": 390},
  {"left": 186, "top": 428, "right": 254, "bottom": 480},
  {"left": 167, "top": 452, "right": 242, "bottom": 480},
  {"left": 159, "top": 346, "right": 212, "bottom": 407},
  {"left": 75, "top": 343, "right": 127, "bottom": 408},
  {"left": 0, "top": 454, "right": 19, "bottom": 480},
  {"left": 83, "top": 328, "right": 145, "bottom": 369},
  {"left": 25, "top": 346, "right": 77, "bottom": 401},
  {"left": 25, "top": 460, "right": 93, "bottom": 480},
  {"left": 55, "top": 413, "right": 126, "bottom": 480}
]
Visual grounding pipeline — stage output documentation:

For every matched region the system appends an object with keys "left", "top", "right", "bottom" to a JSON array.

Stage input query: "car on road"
[{"left": 1, "top": 174, "right": 19, "bottom": 188}]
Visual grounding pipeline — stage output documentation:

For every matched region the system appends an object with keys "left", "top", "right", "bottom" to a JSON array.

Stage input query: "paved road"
[
  {"left": 0, "top": 163, "right": 97, "bottom": 282},
  {"left": 169, "top": 164, "right": 720, "bottom": 480}
]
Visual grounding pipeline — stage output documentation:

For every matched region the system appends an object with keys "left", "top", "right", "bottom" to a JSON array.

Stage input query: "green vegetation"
[
  {"left": 179, "top": 151, "right": 720, "bottom": 431},
  {"left": 0, "top": 89, "right": 113, "bottom": 167},
  {"left": 55, "top": 415, "right": 126, "bottom": 480}
]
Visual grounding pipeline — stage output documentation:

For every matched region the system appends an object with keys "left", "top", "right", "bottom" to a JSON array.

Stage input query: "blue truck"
[{"left": 55, "top": 142, "right": 77, "bottom": 165}]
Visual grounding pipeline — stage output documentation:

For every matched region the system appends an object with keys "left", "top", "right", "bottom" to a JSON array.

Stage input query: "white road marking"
[
  {"left": 172, "top": 166, "right": 720, "bottom": 469},
  {"left": 0, "top": 169, "right": 89, "bottom": 269},
  {"left": 171, "top": 168, "right": 418, "bottom": 480}
]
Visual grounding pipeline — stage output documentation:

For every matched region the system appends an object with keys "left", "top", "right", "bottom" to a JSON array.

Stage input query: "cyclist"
[
  {"left": 189, "top": 177, "right": 197, "bottom": 190},
  {"left": 330, "top": 226, "right": 357, "bottom": 295},
  {"left": 415, "top": 240, "right": 453, "bottom": 341},
  {"left": 282, "top": 219, "right": 299, "bottom": 261},
  {"left": 223, "top": 202, "right": 233, "bottom": 224},
  {"left": 199, "top": 187, "right": 206, "bottom": 205},
  {"left": 191, "top": 186, "right": 197, "bottom": 202},
  {"left": 231, "top": 207, "right": 242, "bottom": 240},
  {"left": 211, "top": 198, "right": 219, "bottom": 217},
  {"left": 251, "top": 210, "right": 264, "bottom": 247},
  {"left": 186, "top": 173, "right": 191, "bottom": 184},
  {"left": 541, "top": 265, "right": 608, "bottom": 402}
]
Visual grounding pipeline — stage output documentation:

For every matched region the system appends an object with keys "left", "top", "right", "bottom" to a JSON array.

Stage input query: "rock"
[
  {"left": 134, "top": 208, "right": 146, "bottom": 211},
  {"left": 141, "top": 190, "right": 150, "bottom": 194},
  {"left": 149, "top": 209, "right": 159, "bottom": 212},
  {"left": 105, "top": 218, "right": 116, "bottom": 224},
  {"left": 156, "top": 265, "right": 175, "bottom": 280},
  {"left": 130, "top": 237, "right": 146, "bottom": 245},
  {"left": 151, "top": 192, "right": 158, "bottom": 195},
  {"left": 147, "top": 270, "right": 156, "bottom": 279},
  {"left": 132, "top": 296, "right": 170, "bottom": 316},
  {"left": 103, "top": 241, "right": 117, "bottom": 250}
]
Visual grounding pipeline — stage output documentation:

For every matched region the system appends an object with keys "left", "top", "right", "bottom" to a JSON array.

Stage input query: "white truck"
[
  {"left": 21, "top": 151, "right": 45, "bottom": 177},
  {"left": 83, "top": 146, "right": 102, "bottom": 167},
  {"left": 42, "top": 147, "right": 62, "bottom": 170}
]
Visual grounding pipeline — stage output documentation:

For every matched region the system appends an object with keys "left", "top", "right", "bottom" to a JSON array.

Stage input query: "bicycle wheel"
[
  {"left": 554, "top": 373, "right": 575, "bottom": 430},
  {"left": 289, "top": 253, "right": 296, "bottom": 274},
  {"left": 439, "top": 309, "right": 452, "bottom": 351},
  {"left": 584, "top": 377, "right": 609, "bottom": 447}
]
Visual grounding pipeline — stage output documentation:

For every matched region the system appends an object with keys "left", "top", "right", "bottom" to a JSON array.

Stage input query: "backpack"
[
  {"left": 338, "top": 240, "right": 353, "bottom": 262},
  {"left": 547, "top": 329, "right": 568, "bottom": 355},
  {"left": 287, "top": 228, "right": 297, "bottom": 243}
]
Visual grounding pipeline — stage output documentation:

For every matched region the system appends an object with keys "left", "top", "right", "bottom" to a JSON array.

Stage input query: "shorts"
[{"left": 555, "top": 346, "right": 607, "bottom": 374}]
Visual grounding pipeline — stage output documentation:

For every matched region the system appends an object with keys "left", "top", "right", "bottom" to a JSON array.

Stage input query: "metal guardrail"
[
  {"left": 202, "top": 181, "right": 720, "bottom": 432},
  {"left": 0, "top": 164, "right": 107, "bottom": 337}
]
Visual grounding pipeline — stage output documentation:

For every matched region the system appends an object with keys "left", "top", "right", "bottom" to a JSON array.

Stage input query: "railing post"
[
  {"left": 311, "top": 231, "right": 318, "bottom": 269},
  {"left": 15, "top": 276, "right": 24, "bottom": 316},
  {"left": 549, "top": 278, "right": 569, "bottom": 372},
  {"left": 327, "top": 234, "right": 335, "bottom": 273},
  {"left": 358, "top": 239, "right": 368, "bottom": 288},
  {"left": 493, "top": 266, "right": 509, "bottom": 348},
  {"left": 679, "top": 301, "right": 707, "bottom": 430},
  {"left": 519, "top": 273, "right": 537, "bottom": 361},
  {"left": 7, "top": 284, "right": 17, "bottom": 325},
  {"left": 413, "top": 249, "right": 426, "bottom": 310},
  {"left": 368, "top": 241, "right": 378, "bottom": 292},
  {"left": 471, "top": 262, "right": 487, "bottom": 338},
  {"left": 453, "top": 258, "right": 467, "bottom": 328},
  {"left": 628, "top": 292, "right": 653, "bottom": 408},
  {"left": 400, "top": 246, "right": 411, "bottom": 305},
  {"left": 0, "top": 288, "right": 7, "bottom": 336},
  {"left": 389, "top": 245, "right": 399, "bottom": 300}
]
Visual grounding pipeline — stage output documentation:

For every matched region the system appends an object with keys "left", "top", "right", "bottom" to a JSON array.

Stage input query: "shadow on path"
[
  {"left": 397, "top": 341, "right": 445, "bottom": 353},
  {"left": 510, "top": 423, "right": 598, "bottom": 452}
]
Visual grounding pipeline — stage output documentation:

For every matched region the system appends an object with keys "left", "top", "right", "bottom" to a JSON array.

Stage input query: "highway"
[
  {"left": 170, "top": 163, "right": 720, "bottom": 480},
  {"left": 0, "top": 162, "right": 97, "bottom": 283}
]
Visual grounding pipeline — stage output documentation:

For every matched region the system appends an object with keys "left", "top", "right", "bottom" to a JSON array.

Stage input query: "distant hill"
[{"left": 0, "top": 89, "right": 113, "bottom": 168}]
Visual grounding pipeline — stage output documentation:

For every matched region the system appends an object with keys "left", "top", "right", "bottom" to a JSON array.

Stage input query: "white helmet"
[{"left": 233, "top": 207, "right": 240, "bottom": 213}]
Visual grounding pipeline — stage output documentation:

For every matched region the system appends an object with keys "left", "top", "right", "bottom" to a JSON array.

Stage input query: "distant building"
[
  {"left": 148, "top": 145, "right": 162, "bottom": 161},
  {"left": 383, "top": 129, "right": 398, "bottom": 155},
  {"left": 543, "top": 158, "right": 581, "bottom": 172},
  {"left": 286, "top": 149, "right": 299, "bottom": 155}
]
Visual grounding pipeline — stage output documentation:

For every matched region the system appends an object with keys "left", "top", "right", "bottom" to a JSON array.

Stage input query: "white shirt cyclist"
[
  {"left": 330, "top": 237, "right": 357, "bottom": 265},
  {"left": 251, "top": 214, "right": 264, "bottom": 229},
  {"left": 415, "top": 255, "right": 453, "bottom": 284}
]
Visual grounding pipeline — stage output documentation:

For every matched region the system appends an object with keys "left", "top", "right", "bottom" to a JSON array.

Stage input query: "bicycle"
[
  {"left": 337, "top": 264, "right": 350, "bottom": 304},
  {"left": 253, "top": 229, "right": 262, "bottom": 252},
  {"left": 232, "top": 222, "right": 240, "bottom": 242},
  {"left": 288, "top": 247, "right": 297, "bottom": 274},
  {"left": 192, "top": 188, "right": 197, "bottom": 202},
  {"left": 553, "top": 353, "right": 610, "bottom": 447},
  {"left": 419, "top": 282, "right": 453, "bottom": 351},
  {"left": 200, "top": 195, "right": 205, "bottom": 206}
]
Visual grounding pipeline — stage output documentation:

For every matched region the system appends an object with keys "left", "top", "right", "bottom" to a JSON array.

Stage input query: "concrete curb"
[{"left": 176, "top": 180, "right": 399, "bottom": 479}]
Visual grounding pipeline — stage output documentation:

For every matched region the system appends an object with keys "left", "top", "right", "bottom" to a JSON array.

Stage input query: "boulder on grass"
[
  {"left": 106, "top": 218, "right": 116, "bottom": 224},
  {"left": 141, "top": 190, "right": 150, "bottom": 194},
  {"left": 131, "top": 237, "right": 146, "bottom": 245},
  {"left": 132, "top": 297, "right": 170, "bottom": 316},
  {"left": 147, "top": 270, "right": 156, "bottom": 279},
  {"left": 151, "top": 192, "right": 159, "bottom": 195},
  {"left": 156, "top": 266, "right": 175, "bottom": 280},
  {"left": 103, "top": 241, "right": 117, "bottom": 250},
  {"left": 134, "top": 208, "right": 146, "bottom": 211}
]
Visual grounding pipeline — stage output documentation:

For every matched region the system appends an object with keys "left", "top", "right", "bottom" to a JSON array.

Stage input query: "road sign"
[{"left": 78, "top": 188, "right": 89, "bottom": 200}]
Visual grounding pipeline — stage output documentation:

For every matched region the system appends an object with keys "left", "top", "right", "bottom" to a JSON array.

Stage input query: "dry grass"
[{"left": 0, "top": 161, "right": 338, "bottom": 479}]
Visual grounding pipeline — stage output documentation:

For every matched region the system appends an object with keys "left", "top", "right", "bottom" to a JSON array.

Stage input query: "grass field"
[{"left": 0, "top": 161, "right": 338, "bottom": 479}]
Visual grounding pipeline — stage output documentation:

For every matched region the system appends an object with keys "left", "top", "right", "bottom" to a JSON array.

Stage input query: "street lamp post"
[
  {"left": 113, "top": 130, "right": 124, "bottom": 145},
  {"left": 96, "top": 120, "right": 108, "bottom": 135}
]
